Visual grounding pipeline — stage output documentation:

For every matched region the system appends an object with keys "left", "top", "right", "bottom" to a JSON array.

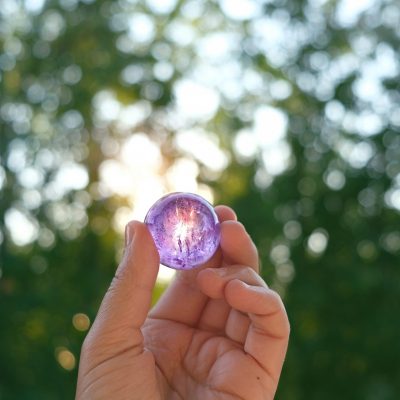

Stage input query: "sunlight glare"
[
  {"left": 174, "top": 79, "right": 220, "bottom": 122},
  {"left": 99, "top": 132, "right": 219, "bottom": 286},
  {"left": 336, "top": 0, "right": 377, "bottom": 27},
  {"left": 5, "top": 208, "right": 38, "bottom": 246},
  {"left": 219, "top": 0, "right": 261, "bottom": 20},
  {"left": 175, "top": 128, "right": 229, "bottom": 172}
]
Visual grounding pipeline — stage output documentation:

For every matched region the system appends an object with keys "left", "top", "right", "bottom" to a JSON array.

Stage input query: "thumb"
[{"left": 91, "top": 221, "right": 160, "bottom": 338}]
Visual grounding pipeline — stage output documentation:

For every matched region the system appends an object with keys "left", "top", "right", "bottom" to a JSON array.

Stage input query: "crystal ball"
[{"left": 144, "top": 192, "right": 220, "bottom": 270}]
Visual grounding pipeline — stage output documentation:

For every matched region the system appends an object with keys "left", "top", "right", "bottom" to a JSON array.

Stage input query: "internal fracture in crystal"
[{"left": 144, "top": 192, "right": 220, "bottom": 270}]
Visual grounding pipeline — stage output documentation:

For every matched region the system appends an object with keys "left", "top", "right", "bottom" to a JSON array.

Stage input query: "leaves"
[{"left": 1, "top": 0, "right": 400, "bottom": 399}]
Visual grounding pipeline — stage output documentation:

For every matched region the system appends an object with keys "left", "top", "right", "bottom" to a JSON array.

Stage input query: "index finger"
[{"left": 219, "top": 220, "right": 259, "bottom": 273}]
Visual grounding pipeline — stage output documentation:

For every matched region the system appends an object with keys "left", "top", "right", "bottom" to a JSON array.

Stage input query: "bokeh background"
[{"left": 1, "top": 0, "right": 400, "bottom": 398}]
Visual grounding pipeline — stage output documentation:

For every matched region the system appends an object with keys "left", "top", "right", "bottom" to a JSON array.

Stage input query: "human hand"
[{"left": 76, "top": 206, "right": 290, "bottom": 400}]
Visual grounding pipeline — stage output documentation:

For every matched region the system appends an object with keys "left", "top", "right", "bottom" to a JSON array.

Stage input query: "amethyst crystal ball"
[{"left": 144, "top": 192, "right": 220, "bottom": 270}]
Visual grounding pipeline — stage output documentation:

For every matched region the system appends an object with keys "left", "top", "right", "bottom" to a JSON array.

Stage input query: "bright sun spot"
[
  {"left": 173, "top": 220, "right": 189, "bottom": 240},
  {"left": 98, "top": 129, "right": 221, "bottom": 284},
  {"left": 233, "top": 105, "right": 290, "bottom": 177},
  {"left": 174, "top": 79, "right": 220, "bottom": 122},
  {"left": 175, "top": 128, "right": 229, "bottom": 173},
  {"left": 5, "top": 208, "right": 39, "bottom": 246},
  {"left": 336, "top": 0, "right": 377, "bottom": 27}
]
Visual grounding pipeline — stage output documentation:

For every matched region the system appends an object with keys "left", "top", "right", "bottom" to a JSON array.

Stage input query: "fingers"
[
  {"left": 197, "top": 265, "right": 290, "bottom": 382},
  {"left": 220, "top": 221, "right": 259, "bottom": 272},
  {"left": 214, "top": 204, "right": 237, "bottom": 221},
  {"left": 196, "top": 265, "right": 262, "bottom": 337},
  {"left": 77, "top": 222, "right": 160, "bottom": 396},
  {"left": 193, "top": 298, "right": 231, "bottom": 333},
  {"left": 226, "top": 280, "right": 290, "bottom": 382},
  {"left": 224, "top": 309, "right": 250, "bottom": 344},
  {"left": 197, "top": 265, "right": 266, "bottom": 299},
  {"left": 198, "top": 264, "right": 289, "bottom": 339},
  {"left": 195, "top": 223, "right": 259, "bottom": 333},
  {"left": 88, "top": 221, "right": 160, "bottom": 343},
  {"left": 225, "top": 280, "right": 290, "bottom": 338},
  {"left": 150, "top": 204, "right": 260, "bottom": 333}
]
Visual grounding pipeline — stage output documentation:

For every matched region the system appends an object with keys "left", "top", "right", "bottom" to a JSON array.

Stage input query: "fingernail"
[
  {"left": 125, "top": 223, "right": 135, "bottom": 247},
  {"left": 211, "top": 268, "right": 227, "bottom": 277}
]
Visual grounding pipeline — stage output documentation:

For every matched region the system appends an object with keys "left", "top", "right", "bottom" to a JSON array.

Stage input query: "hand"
[{"left": 76, "top": 206, "right": 290, "bottom": 400}]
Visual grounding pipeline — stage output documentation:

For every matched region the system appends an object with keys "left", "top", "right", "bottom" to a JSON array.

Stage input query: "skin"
[{"left": 76, "top": 206, "right": 290, "bottom": 400}]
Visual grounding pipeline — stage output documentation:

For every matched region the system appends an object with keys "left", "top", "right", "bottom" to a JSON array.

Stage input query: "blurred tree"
[{"left": 1, "top": 0, "right": 400, "bottom": 399}]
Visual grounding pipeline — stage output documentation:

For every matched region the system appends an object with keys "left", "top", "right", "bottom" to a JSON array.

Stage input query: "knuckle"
[
  {"left": 243, "top": 265, "right": 255, "bottom": 277},
  {"left": 234, "top": 221, "right": 246, "bottom": 231},
  {"left": 270, "top": 291, "right": 291, "bottom": 335}
]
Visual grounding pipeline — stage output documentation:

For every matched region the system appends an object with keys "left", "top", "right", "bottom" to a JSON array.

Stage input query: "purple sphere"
[{"left": 144, "top": 192, "right": 220, "bottom": 270}]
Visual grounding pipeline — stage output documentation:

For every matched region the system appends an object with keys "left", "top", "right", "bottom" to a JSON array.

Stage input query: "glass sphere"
[{"left": 144, "top": 192, "right": 220, "bottom": 270}]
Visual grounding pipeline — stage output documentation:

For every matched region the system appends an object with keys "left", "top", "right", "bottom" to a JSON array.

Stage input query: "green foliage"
[{"left": 1, "top": 0, "right": 400, "bottom": 399}]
